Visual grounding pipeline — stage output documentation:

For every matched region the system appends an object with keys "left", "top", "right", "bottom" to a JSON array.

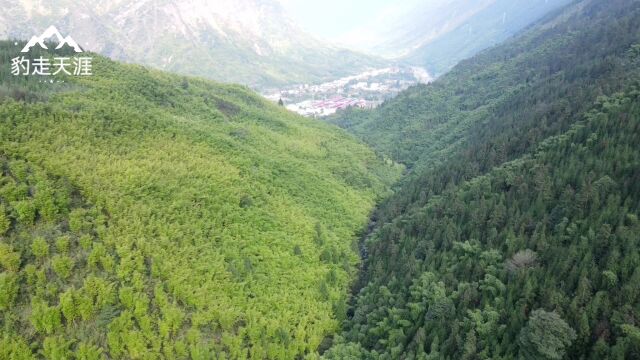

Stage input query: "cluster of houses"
[
  {"left": 262, "top": 66, "right": 432, "bottom": 117},
  {"left": 284, "top": 97, "right": 375, "bottom": 117}
]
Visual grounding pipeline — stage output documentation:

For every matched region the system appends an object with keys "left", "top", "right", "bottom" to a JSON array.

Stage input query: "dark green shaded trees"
[{"left": 325, "top": 0, "right": 640, "bottom": 358}]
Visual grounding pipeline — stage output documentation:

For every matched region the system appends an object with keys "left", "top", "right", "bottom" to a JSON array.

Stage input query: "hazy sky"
[{"left": 279, "top": 0, "right": 410, "bottom": 42}]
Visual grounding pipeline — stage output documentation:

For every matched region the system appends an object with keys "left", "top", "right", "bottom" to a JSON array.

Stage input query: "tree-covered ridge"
[
  {"left": 326, "top": 81, "right": 640, "bottom": 360},
  {"left": 0, "top": 43, "right": 402, "bottom": 359},
  {"left": 323, "top": 0, "right": 640, "bottom": 358},
  {"left": 330, "top": 0, "right": 640, "bottom": 171},
  {"left": 329, "top": 0, "right": 640, "bottom": 262}
]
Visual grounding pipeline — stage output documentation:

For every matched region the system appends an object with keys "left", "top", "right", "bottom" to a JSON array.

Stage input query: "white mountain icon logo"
[{"left": 21, "top": 26, "right": 83, "bottom": 53}]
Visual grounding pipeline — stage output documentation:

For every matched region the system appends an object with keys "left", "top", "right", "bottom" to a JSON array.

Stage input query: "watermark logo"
[
  {"left": 21, "top": 25, "right": 83, "bottom": 53},
  {"left": 11, "top": 26, "right": 92, "bottom": 78}
]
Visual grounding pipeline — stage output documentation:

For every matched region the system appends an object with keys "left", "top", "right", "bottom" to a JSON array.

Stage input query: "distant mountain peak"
[
  {"left": 3, "top": 0, "right": 384, "bottom": 87},
  {"left": 21, "top": 25, "right": 83, "bottom": 53}
]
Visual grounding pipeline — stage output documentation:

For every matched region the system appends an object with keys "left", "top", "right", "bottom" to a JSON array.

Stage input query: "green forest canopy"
[
  {"left": 2, "top": 0, "right": 640, "bottom": 359},
  {"left": 325, "top": 0, "right": 640, "bottom": 358},
  {"left": 0, "top": 42, "right": 401, "bottom": 359}
]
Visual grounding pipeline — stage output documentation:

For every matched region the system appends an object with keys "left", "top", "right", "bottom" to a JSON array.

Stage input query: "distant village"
[
  {"left": 263, "top": 66, "right": 432, "bottom": 117},
  {"left": 281, "top": 97, "right": 375, "bottom": 117}
]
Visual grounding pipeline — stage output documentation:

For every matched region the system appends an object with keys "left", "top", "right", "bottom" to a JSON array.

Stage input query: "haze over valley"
[{"left": 1, "top": 0, "right": 572, "bottom": 115}]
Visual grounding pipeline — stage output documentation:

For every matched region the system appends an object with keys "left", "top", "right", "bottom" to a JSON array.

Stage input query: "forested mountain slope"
[
  {"left": 328, "top": 84, "right": 640, "bottom": 360},
  {"left": 331, "top": 0, "right": 640, "bottom": 222},
  {"left": 325, "top": 0, "right": 640, "bottom": 358},
  {"left": 0, "top": 42, "right": 401, "bottom": 359}
]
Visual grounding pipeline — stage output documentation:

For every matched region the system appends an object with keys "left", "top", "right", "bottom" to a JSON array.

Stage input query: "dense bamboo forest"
[
  {"left": 325, "top": 0, "right": 640, "bottom": 359},
  {"left": 0, "top": 42, "right": 401, "bottom": 358}
]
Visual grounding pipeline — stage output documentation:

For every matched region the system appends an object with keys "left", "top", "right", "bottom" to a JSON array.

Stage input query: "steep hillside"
[
  {"left": 331, "top": 0, "right": 640, "bottom": 171},
  {"left": 325, "top": 0, "right": 640, "bottom": 358},
  {"left": 328, "top": 84, "right": 640, "bottom": 360},
  {"left": 0, "top": 0, "right": 386, "bottom": 89},
  {"left": 404, "top": 0, "right": 573, "bottom": 75},
  {"left": 342, "top": 0, "right": 495, "bottom": 57},
  {"left": 343, "top": 0, "right": 570, "bottom": 75},
  {"left": 0, "top": 41, "right": 401, "bottom": 359}
]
